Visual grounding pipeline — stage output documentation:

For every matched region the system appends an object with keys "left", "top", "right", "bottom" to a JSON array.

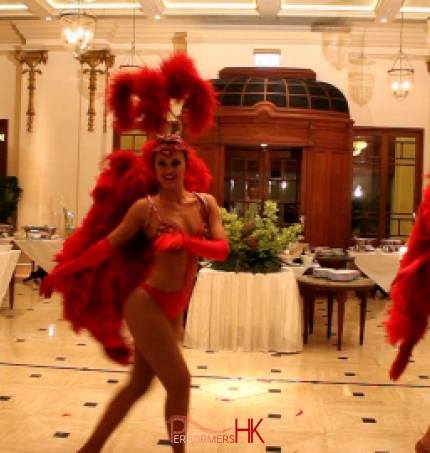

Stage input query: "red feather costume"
[
  {"left": 386, "top": 182, "right": 430, "bottom": 380},
  {"left": 49, "top": 53, "right": 216, "bottom": 365}
]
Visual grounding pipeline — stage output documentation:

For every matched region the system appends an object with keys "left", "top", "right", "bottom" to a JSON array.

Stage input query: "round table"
[{"left": 296, "top": 275, "right": 375, "bottom": 350}]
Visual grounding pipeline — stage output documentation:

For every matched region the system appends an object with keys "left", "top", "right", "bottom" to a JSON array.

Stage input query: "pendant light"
[{"left": 387, "top": 3, "right": 414, "bottom": 101}]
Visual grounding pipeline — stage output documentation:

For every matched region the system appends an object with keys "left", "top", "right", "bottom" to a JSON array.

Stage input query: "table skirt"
[
  {"left": 184, "top": 269, "right": 303, "bottom": 353},
  {"left": 14, "top": 240, "right": 63, "bottom": 272},
  {"left": 350, "top": 251, "right": 400, "bottom": 294},
  {"left": 0, "top": 250, "right": 21, "bottom": 306}
]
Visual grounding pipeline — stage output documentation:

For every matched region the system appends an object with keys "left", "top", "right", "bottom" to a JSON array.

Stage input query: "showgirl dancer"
[{"left": 41, "top": 53, "right": 229, "bottom": 453}]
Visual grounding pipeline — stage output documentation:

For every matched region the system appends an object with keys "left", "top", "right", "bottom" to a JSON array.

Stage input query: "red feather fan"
[
  {"left": 385, "top": 183, "right": 430, "bottom": 380},
  {"left": 50, "top": 53, "right": 216, "bottom": 365},
  {"left": 53, "top": 152, "right": 150, "bottom": 364}
]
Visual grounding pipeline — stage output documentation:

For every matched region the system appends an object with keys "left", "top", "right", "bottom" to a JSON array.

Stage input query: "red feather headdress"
[{"left": 107, "top": 52, "right": 217, "bottom": 136}]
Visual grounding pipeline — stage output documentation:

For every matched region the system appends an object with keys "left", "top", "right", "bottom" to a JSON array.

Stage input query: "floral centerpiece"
[{"left": 211, "top": 200, "right": 303, "bottom": 273}]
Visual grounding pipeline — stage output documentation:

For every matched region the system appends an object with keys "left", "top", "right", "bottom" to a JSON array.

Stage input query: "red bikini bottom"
[{"left": 139, "top": 281, "right": 190, "bottom": 320}]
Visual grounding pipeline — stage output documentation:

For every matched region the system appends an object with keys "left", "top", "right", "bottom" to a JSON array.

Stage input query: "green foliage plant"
[
  {"left": 211, "top": 200, "right": 303, "bottom": 273},
  {"left": 0, "top": 176, "right": 23, "bottom": 223}
]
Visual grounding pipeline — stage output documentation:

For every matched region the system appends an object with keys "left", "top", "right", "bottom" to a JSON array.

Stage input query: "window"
[
  {"left": 254, "top": 49, "right": 280, "bottom": 67},
  {"left": 113, "top": 129, "right": 147, "bottom": 154}
]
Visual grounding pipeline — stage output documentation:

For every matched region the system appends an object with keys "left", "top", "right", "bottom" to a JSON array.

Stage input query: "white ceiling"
[{"left": 1, "top": 0, "right": 430, "bottom": 50}]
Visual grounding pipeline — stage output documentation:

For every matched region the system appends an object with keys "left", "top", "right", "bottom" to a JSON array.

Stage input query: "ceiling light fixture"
[
  {"left": 60, "top": 0, "right": 96, "bottom": 56},
  {"left": 387, "top": 3, "right": 414, "bottom": 100}
]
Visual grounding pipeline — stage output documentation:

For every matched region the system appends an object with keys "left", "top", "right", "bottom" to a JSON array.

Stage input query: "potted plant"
[
  {"left": 0, "top": 176, "right": 23, "bottom": 225},
  {"left": 211, "top": 200, "right": 303, "bottom": 273}
]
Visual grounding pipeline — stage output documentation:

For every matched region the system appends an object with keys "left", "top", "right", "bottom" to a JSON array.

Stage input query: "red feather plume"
[
  {"left": 162, "top": 52, "right": 217, "bottom": 134},
  {"left": 161, "top": 52, "right": 200, "bottom": 100},
  {"left": 183, "top": 79, "right": 218, "bottom": 135},
  {"left": 133, "top": 67, "right": 170, "bottom": 134},
  {"left": 107, "top": 71, "right": 137, "bottom": 132}
]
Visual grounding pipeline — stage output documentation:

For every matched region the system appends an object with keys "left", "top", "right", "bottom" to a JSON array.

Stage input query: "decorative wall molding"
[{"left": 77, "top": 49, "right": 115, "bottom": 132}]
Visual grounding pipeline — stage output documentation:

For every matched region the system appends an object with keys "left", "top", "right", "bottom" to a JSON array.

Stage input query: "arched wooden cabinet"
[{"left": 184, "top": 67, "right": 354, "bottom": 248}]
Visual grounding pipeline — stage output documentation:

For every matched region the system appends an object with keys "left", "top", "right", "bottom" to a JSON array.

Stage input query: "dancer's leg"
[
  {"left": 77, "top": 346, "right": 155, "bottom": 452},
  {"left": 416, "top": 427, "right": 430, "bottom": 453},
  {"left": 124, "top": 288, "right": 190, "bottom": 453}
]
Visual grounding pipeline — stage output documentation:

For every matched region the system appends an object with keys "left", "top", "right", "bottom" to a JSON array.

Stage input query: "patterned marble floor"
[{"left": 0, "top": 280, "right": 429, "bottom": 453}]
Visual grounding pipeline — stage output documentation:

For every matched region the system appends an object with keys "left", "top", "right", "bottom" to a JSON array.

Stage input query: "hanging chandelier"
[
  {"left": 387, "top": 4, "right": 414, "bottom": 101},
  {"left": 60, "top": 0, "right": 96, "bottom": 56},
  {"left": 119, "top": 7, "right": 142, "bottom": 70}
]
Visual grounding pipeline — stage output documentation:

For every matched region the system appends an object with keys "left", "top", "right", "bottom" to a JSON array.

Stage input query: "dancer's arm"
[{"left": 41, "top": 199, "right": 148, "bottom": 297}]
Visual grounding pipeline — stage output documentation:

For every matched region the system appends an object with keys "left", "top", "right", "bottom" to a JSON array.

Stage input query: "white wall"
[{"left": 2, "top": 29, "right": 428, "bottom": 229}]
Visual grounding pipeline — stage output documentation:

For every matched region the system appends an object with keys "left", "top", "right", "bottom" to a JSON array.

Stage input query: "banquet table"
[
  {"left": 0, "top": 250, "right": 21, "bottom": 308},
  {"left": 14, "top": 239, "right": 63, "bottom": 273},
  {"left": 349, "top": 251, "right": 400, "bottom": 294},
  {"left": 184, "top": 268, "right": 303, "bottom": 353}
]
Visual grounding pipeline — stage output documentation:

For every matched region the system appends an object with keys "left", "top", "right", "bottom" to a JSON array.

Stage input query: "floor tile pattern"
[{"left": 0, "top": 281, "right": 429, "bottom": 452}]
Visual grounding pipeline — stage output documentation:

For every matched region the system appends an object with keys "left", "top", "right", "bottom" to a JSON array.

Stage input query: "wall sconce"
[
  {"left": 353, "top": 140, "right": 368, "bottom": 156},
  {"left": 76, "top": 49, "right": 115, "bottom": 132},
  {"left": 14, "top": 50, "right": 48, "bottom": 132}
]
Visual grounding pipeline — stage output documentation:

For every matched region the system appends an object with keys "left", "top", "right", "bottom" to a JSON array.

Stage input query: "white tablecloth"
[
  {"left": 349, "top": 251, "right": 400, "bottom": 294},
  {"left": 184, "top": 268, "right": 303, "bottom": 353},
  {"left": 14, "top": 239, "right": 63, "bottom": 272},
  {"left": 0, "top": 250, "right": 21, "bottom": 306}
]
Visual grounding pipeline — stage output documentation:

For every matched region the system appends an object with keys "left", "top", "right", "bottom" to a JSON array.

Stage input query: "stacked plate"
[
  {"left": 328, "top": 270, "right": 360, "bottom": 281},
  {"left": 313, "top": 268, "right": 334, "bottom": 278},
  {"left": 313, "top": 268, "right": 360, "bottom": 282}
]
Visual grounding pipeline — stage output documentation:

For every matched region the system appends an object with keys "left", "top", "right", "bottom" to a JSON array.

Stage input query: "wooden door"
[
  {"left": 224, "top": 147, "right": 302, "bottom": 226},
  {"left": 351, "top": 127, "right": 423, "bottom": 243}
]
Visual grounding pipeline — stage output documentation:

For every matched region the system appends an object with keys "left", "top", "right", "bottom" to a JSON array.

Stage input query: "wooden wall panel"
[{"left": 302, "top": 147, "right": 331, "bottom": 246}]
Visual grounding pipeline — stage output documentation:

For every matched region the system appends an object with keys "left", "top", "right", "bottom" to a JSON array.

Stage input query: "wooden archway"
[{"left": 185, "top": 67, "right": 354, "bottom": 248}]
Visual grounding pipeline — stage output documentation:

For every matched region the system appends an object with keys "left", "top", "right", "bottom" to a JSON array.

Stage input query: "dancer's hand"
[
  {"left": 153, "top": 232, "right": 186, "bottom": 252},
  {"left": 40, "top": 273, "right": 56, "bottom": 298},
  {"left": 154, "top": 232, "right": 229, "bottom": 261}
]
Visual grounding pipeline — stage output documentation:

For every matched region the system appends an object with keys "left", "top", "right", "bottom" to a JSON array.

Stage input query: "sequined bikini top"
[{"left": 146, "top": 193, "right": 210, "bottom": 239}]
